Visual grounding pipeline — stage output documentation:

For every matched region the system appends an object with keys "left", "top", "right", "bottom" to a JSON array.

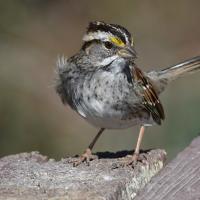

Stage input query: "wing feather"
[{"left": 132, "top": 66, "right": 165, "bottom": 124}]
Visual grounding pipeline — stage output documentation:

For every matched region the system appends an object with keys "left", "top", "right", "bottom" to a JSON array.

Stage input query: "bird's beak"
[{"left": 118, "top": 46, "right": 136, "bottom": 58}]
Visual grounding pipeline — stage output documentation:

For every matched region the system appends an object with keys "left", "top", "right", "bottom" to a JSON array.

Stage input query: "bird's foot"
[
  {"left": 72, "top": 148, "right": 98, "bottom": 167},
  {"left": 112, "top": 153, "right": 144, "bottom": 169},
  {"left": 124, "top": 153, "right": 140, "bottom": 167}
]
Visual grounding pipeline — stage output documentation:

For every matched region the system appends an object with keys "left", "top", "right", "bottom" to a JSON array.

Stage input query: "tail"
[
  {"left": 158, "top": 56, "right": 200, "bottom": 81},
  {"left": 147, "top": 56, "right": 200, "bottom": 93}
]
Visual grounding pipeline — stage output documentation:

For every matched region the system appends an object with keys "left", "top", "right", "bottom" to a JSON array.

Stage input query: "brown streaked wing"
[{"left": 132, "top": 66, "right": 165, "bottom": 125}]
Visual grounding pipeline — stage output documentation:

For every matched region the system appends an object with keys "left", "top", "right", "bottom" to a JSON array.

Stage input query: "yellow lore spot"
[{"left": 109, "top": 37, "right": 125, "bottom": 47}]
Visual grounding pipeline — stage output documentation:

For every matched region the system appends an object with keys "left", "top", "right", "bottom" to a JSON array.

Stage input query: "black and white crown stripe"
[{"left": 83, "top": 21, "right": 132, "bottom": 44}]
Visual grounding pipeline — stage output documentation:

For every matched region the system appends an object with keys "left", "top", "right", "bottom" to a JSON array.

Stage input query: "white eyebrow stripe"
[
  {"left": 86, "top": 21, "right": 131, "bottom": 44},
  {"left": 83, "top": 31, "right": 114, "bottom": 42},
  {"left": 83, "top": 30, "right": 129, "bottom": 44},
  {"left": 108, "top": 24, "right": 129, "bottom": 44}
]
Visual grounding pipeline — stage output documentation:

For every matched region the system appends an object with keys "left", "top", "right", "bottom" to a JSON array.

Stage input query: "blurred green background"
[{"left": 0, "top": 0, "right": 200, "bottom": 162}]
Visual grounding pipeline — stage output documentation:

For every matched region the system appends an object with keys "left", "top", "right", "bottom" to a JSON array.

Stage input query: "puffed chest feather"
[
  {"left": 58, "top": 58, "right": 153, "bottom": 129},
  {"left": 71, "top": 70, "right": 151, "bottom": 128}
]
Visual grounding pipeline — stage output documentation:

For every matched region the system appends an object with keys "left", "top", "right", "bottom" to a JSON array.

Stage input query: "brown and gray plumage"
[{"left": 55, "top": 21, "right": 200, "bottom": 166}]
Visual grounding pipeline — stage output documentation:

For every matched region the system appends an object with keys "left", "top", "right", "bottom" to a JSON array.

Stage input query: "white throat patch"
[{"left": 95, "top": 55, "right": 118, "bottom": 66}]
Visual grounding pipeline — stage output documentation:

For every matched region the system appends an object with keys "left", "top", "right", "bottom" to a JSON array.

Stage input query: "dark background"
[{"left": 0, "top": 0, "right": 200, "bottom": 161}]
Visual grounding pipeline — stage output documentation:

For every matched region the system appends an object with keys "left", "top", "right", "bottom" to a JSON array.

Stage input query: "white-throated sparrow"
[{"left": 56, "top": 21, "right": 200, "bottom": 166}]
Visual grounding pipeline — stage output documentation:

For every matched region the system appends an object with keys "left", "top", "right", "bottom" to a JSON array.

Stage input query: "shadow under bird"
[{"left": 55, "top": 21, "right": 200, "bottom": 166}]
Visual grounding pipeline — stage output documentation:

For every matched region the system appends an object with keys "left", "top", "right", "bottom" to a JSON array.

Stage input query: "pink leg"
[
  {"left": 126, "top": 126, "right": 145, "bottom": 166},
  {"left": 134, "top": 126, "right": 145, "bottom": 157},
  {"left": 73, "top": 128, "right": 105, "bottom": 166}
]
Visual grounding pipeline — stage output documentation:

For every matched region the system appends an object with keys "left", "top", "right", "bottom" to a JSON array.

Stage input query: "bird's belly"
[
  {"left": 76, "top": 99, "right": 152, "bottom": 129},
  {"left": 85, "top": 115, "right": 144, "bottom": 129}
]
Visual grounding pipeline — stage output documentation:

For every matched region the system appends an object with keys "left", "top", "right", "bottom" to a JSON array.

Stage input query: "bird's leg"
[
  {"left": 73, "top": 128, "right": 105, "bottom": 166},
  {"left": 126, "top": 126, "right": 145, "bottom": 166}
]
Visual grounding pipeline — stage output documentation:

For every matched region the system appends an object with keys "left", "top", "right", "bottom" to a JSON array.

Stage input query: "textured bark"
[
  {"left": 135, "top": 136, "right": 200, "bottom": 200},
  {"left": 0, "top": 149, "right": 166, "bottom": 200}
]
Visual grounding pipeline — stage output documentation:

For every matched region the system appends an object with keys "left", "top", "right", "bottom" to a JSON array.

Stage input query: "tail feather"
[
  {"left": 147, "top": 56, "right": 200, "bottom": 94},
  {"left": 158, "top": 56, "right": 200, "bottom": 81}
]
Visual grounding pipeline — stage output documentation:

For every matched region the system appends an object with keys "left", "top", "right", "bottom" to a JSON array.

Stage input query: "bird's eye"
[{"left": 104, "top": 41, "right": 113, "bottom": 49}]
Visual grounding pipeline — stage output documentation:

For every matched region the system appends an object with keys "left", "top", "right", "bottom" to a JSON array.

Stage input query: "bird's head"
[{"left": 81, "top": 21, "right": 136, "bottom": 67}]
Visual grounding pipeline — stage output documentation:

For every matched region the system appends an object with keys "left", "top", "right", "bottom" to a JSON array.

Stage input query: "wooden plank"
[
  {"left": 0, "top": 149, "right": 166, "bottom": 199},
  {"left": 135, "top": 136, "right": 200, "bottom": 200}
]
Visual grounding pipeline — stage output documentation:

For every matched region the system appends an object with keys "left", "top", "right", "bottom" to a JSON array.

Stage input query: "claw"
[
  {"left": 72, "top": 148, "right": 98, "bottom": 167},
  {"left": 115, "top": 153, "right": 140, "bottom": 168},
  {"left": 125, "top": 153, "right": 139, "bottom": 167}
]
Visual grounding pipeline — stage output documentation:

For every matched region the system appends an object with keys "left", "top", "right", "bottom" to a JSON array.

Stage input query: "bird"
[{"left": 55, "top": 21, "right": 200, "bottom": 166}]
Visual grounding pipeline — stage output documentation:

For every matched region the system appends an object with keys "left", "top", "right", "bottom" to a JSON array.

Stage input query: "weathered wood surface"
[
  {"left": 0, "top": 149, "right": 166, "bottom": 200},
  {"left": 135, "top": 136, "right": 200, "bottom": 200}
]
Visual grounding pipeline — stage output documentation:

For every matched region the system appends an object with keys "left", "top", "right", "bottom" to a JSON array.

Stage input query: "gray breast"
[{"left": 73, "top": 69, "right": 151, "bottom": 129}]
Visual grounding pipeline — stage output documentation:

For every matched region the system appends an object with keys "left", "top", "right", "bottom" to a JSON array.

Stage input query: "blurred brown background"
[{"left": 0, "top": 0, "right": 200, "bottom": 161}]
